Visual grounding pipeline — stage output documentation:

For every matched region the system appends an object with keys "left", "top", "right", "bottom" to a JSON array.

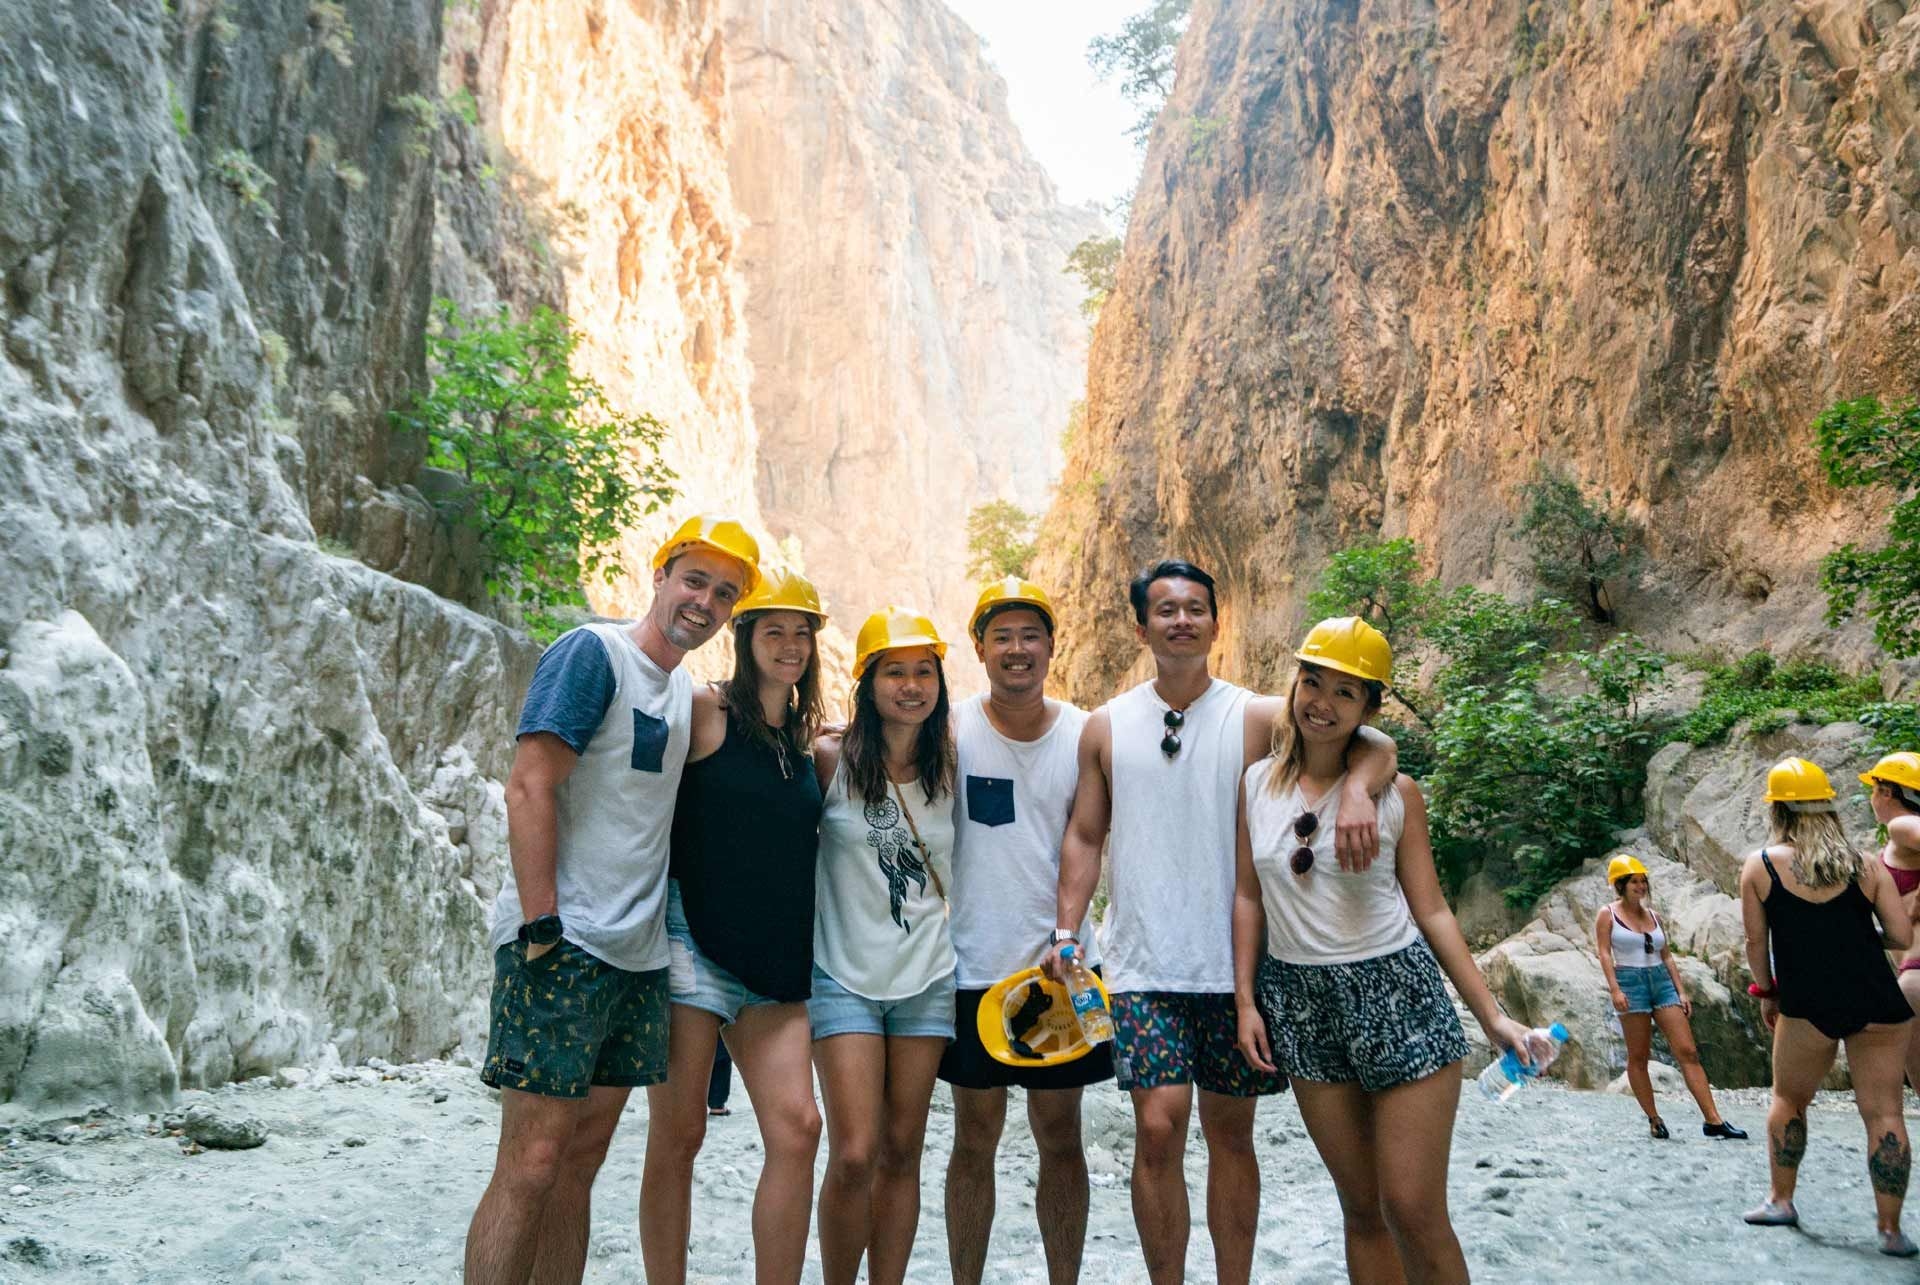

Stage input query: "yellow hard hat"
[
  {"left": 652, "top": 514, "right": 761, "bottom": 595},
  {"left": 734, "top": 568, "right": 826, "bottom": 626},
  {"left": 1606, "top": 854, "right": 1650, "bottom": 884},
  {"left": 1295, "top": 616, "right": 1393, "bottom": 684},
  {"left": 1861, "top": 751, "right": 1920, "bottom": 793},
  {"left": 969, "top": 576, "right": 1055, "bottom": 638},
  {"left": 976, "top": 966, "right": 1111, "bottom": 1068},
  {"left": 1763, "top": 757, "right": 1835, "bottom": 804},
  {"left": 853, "top": 606, "right": 947, "bottom": 678}
]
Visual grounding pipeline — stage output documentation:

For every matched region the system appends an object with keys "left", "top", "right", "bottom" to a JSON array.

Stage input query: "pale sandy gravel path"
[{"left": 1, "top": 1064, "right": 1914, "bottom": 1283}]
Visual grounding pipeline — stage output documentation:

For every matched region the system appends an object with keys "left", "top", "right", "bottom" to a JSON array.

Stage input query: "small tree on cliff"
[
  {"left": 1088, "top": 0, "right": 1191, "bottom": 143},
  {"left": 965, "top": 500, "right": 1038, "bottom": 580},
  {"left": 1816, "top": 394, "right": 1920, "bottom": 656},
  {"left": 395, "top": 299, "right": 677, "bottom": 609},
  {"left": 1517, "top": 468, "right": 1641, "bottom": 624},
  {"left": 1064, "top": 235, "right": 1122, "bottom": 320}
]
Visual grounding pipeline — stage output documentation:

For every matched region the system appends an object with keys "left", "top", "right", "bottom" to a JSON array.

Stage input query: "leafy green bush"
[
  {"left": 1814, "top": 395, "right": 1920, "bottom": 656},
  {"left": 1673, "top": 651, "right": 1881, "bottom": 746},
  {"left": 395, "top": 299, "right": 677, "bottom": 609},
  {"left": 965, "top": 500, "right": 1038, "bottom": 580},
  {"left": 1517, "top": 467, "right": 1640, "bottom": 623},
  {"left": 1063, "top": 236, "right": 1121, "bottom": 320},
  {"left": 1302, "top": 537, "right": 1433, "bottom": 656}
]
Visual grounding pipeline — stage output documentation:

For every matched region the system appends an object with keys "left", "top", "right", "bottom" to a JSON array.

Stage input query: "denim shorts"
[
  {"left": 664, "top": 881, "right": 784, "bottom": 1024},
  {"left": 807, "top": 965, "right": 955, "bottom": 1040},
  {"left": 1617, "top": 964, "right": 1683, "bottom": 1014}
]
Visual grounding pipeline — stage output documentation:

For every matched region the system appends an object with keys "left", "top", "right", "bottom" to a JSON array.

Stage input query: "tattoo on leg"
[
  {"left": 1870, "top": 1131, "right": 1912, "bottom": 1197},
  {"left": 1772, "top": 1116, "right": 1807, "bottom": 1170}
]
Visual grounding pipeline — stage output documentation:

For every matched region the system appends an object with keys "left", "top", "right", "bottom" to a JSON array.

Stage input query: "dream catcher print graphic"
[{"left": 864, "top": 794, "right": 930, "bottom": 931}]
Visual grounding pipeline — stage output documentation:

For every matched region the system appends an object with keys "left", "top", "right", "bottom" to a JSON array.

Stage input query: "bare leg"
[
  {"left": 1620, "top": 1013, "right": 1658, "bottom": 1126},
  {"left": 1754, "top": 1017, "right": 1837, "bottom": 1218},
  {"left": 814, "top": 1034, "right": 888, "bottom": 1285},
  {"left": 1028, "top": 1087, "right": 1091, "bottom": 1285},
  {"left": 1197, "top": 1091, "right": 1259, "bottom": 1285},
  {"left": 1651, "top": 1005, "right": 1725, "bottom": 1126},
  {"left": 1129, "top": 1084, "right": 1195, "bottom": 1284},
  {"left": 1844, "top": 1022, "right": 1914, "bottom": 1242},
  {"left": 1899, "top": 972, "right": 1920, "bottom": 1092},
  {"left": 946, "top": 1085, "right": 1007, "bottom": 1285},
  {"left": 531, "top": 1086, "right": 628, "bottom": 1284},
  {"left": 464, "top": 1085, "right": 625, "bottom": 1285},
  {"left": 1289, "top": 1079, "right": 1401, "bottom": 1285},
  {"left": 639, "top": 1005, "right": 724, "bottom": 1285},
  {"left": 866, "top": 1036, "right": 948, "bottom": 1285},
  {"left": 1371, "top": 1067, "right": 1468, "bottom": 1285},
  {"left": 727, "top": 1002, "right": 823, "bottom": 1284}
]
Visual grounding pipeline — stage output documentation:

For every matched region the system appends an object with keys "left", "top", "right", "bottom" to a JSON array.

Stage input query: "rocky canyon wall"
[
  {"left": 1035, "top": 0, "right": 1920, "bottom": 702},
  {"left": 0, "top": 0, "right": 532, "bottom": 1112},
  {"left": 724, "top": 0, "right": 1104, "bottom": 651}
]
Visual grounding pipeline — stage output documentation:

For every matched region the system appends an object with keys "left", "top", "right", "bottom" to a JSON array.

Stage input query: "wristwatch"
[
  {"left": 1049, "top": 927, "right": 1079, "bottom": 948},
  {"left": 520, "top": 914, "right": 564, "bottom": 947}
]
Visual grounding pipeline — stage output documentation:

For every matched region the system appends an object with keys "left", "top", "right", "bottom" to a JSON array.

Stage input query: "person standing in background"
[
  {"left": 942, "top": 578, "right": 1110, "bottom": 1285},
  {"left": 463, "top": 516, "right": 759, "bottom": 1285}
]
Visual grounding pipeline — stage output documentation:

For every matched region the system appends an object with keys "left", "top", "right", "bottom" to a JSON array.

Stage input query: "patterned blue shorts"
[{"left": 1254, "top": 938, "right": 1469, "bottom": 1092}]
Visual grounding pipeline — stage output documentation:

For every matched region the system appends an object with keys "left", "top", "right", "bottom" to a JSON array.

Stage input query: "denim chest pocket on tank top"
[
  {"left": 630, "top": 708, "right": 669, "bottom": 772},
  {"left": 966, "top": 775, "right": 1015, "bottom": 827}
]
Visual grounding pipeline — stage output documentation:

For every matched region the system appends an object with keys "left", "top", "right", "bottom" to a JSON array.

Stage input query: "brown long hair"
[
  {"left": 1768, "top": 803, "right": 1863, "bottom": 890},
  {"left": 842, "top": 657, "right": 955, "bottom": 807},
  {"left": 721, "top": 611, "right": 825, "bottom": 755},
  {"left": 1264, "top": 661, "right": 1385, "bottom": 796}
]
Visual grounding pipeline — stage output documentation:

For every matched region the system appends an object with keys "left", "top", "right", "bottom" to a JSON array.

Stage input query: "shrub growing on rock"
[{"left": 1815, "top": 394, "right": 1920, "bottom": 657}]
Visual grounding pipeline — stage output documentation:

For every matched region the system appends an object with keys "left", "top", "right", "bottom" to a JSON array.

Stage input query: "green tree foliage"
[
  {"left": 965, "top": 500, "right": 1038, "bottom": 580},
  {"left": 1302, "top": 537, "right": 1433, "bottom": 654},
  {"left": 1064, "top": 235, "right": 1122, "bottom": 320},
  {"left": 1517, "top": 468, "right": 1640, "bottom": 623},
  {"left": 1673, "top": 650, "right": 1887, "bottom": 746},
  {"left": 396, "top": 299, "right": 677, "bottom": 608},
  {"left": 1087, "top": 0, "right": 1191, "bottom": 142},
  {"left": 1814, "top": 395, "right": 1920, "bottom": 656}
]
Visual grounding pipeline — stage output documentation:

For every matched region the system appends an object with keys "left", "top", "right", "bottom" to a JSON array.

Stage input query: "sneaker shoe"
[
  {"left": 1743, "top": 1200, "right": 1798, "bottom": 1227},
  {"left": 1703, "top": 1120, "right": 1748, "bottom": 1140}
]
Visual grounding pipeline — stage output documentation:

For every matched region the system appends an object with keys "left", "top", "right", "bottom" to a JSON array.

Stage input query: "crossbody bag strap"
[{"left": 890, "top": 778, "right": 947, "bottom": 902}]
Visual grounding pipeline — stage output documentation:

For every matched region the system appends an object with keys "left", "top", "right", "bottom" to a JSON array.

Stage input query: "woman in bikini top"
[{"left": 1862, "top": 752, "right": 1920, "bottom": 1106}]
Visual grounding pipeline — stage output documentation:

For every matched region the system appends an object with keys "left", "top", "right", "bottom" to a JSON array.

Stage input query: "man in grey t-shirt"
[{"left": 464, "top": 516, "right": 759, "bottom": 1285}]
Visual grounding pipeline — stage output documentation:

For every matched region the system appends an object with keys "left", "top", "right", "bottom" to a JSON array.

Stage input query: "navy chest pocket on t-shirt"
[
  {"left": 967, "top": 775, "right": 1015, "bottom": 828},
  {"left": 630, "top": 709, "right": 669, "bottom": 772}
]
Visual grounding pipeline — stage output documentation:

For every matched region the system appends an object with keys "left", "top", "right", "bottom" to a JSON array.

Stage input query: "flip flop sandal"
[
  {"left": 1743, "top": 1200, "right": 1798, "bottom": 1227},
  {"left": 1648, "top": 1117, "right": 1669, "bottom": 1140},
  {"left": 1880, "top": 1230, "right": 1918, "bottom": 1257}
]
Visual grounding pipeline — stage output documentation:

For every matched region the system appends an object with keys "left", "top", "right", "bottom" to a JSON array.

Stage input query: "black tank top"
[
  {"left": 670, "top": 708, "right": 823, "bottom": 1002},
  {"left": 1761, "top": 850, "right": 1909, "bottom": 1040}
]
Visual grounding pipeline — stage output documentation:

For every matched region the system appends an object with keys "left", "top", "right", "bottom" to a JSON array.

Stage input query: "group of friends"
[{"left": 457, "top": 512, "right": 1920, "bottom": 1283}]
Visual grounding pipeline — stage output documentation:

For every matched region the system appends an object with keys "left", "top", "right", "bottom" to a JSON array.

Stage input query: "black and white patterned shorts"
[{"left": 1254, "top": 938, "right": 1469, "bottom": 1091}]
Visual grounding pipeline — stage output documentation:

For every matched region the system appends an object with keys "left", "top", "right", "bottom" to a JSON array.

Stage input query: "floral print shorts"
[{"left": 1254, "top": 938, "right": 1469, "bottom": 1092}]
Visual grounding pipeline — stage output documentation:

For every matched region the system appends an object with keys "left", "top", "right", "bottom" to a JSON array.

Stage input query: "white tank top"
[
  {"left": 1609, "top": 909, "right": 1666, "bottom": 968},
  {"left": 1242, "top": 761, "right": 1418, "bottom": 966},
  {"left": 1102, "top": 678, "right": 1253, "bottom": 993},
  {"left": 950, "top": 695, "right": 1097, "bottom": 988},
  {"left": 813, "top": 757, "right": 956, "bottom": 1001}
]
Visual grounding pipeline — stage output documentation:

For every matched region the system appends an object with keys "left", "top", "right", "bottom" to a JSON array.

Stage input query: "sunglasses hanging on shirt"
[
  {"left": 1160, "top": 708, "right": 1184, "bottom": 758},
  {"left": 1290, "top": 811, "right": 1318, "bottom": 875}
]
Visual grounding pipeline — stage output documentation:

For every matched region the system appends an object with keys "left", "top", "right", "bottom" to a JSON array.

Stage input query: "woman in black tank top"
[
  {"left": 1738, "top": 757, "right": 1915, "bottom": 1257},
  {"left": 639, "top": 571, "right": 829, "bottom": 1284}
]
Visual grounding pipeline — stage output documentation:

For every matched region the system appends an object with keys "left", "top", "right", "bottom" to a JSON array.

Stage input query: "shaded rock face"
[
  {"left": 0, "top": 0, "right": 533, "bottom": 1111},
  {"left": 1036, "top": 0, "right": 1920, "bottom": 702},
  {"left": 724, "top": 0, "right": 1102, "bottom": 649}
]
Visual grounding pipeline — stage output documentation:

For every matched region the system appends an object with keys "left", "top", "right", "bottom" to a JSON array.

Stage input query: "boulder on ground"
[{"left": 181, "top": 1105, "right": 267, "bottom": 1151}]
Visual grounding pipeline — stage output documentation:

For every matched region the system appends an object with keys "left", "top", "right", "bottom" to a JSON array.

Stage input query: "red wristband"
[{"left": 1747, "top": 982, "right": 1777, "bottom": 999}]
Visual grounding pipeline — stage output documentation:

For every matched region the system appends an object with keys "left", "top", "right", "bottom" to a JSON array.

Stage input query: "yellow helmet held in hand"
[
  {"left": 1861, "top": 751, "right": 1920, "bottom": 793},
  {"left": 1763, "top": 757, "right": 1835, "bottom": 804},
  {"left": 977, "top": 966, "right": 1110, "bottom": 1068},
  {"left": 652, "top": 514, "right": 762, "bottom": 595},
  {"left": 1606, "top": 854, "right": 1650, "bottom": 885},
  {"left": 1295, "top": 616, "right": 1393, "bottom": 685},
  {"left": 734, "top": 568, "right": 826, "bottom": 626},
  {"left": 853, "top": 606, "right": 947, "bottom": 678},
  {"left": 969, "top": 576, "right": 1055, "bottom": 639}
]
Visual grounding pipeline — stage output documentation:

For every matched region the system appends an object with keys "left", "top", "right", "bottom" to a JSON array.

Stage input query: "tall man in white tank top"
[
  {"left": 1050, "top": 561, "right": 1398, "bottom": 1285},
  {"left": 941, "top": 578, "right": 1110, "bottom": 1285},
  {"left": 464, "top": 517, "right": 759, "bottom": 1285}
]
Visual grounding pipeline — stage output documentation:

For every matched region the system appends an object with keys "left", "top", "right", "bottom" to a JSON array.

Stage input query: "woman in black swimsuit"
[{"left": 1739, "top": 757, "right": 1915, "bottom": 1257}]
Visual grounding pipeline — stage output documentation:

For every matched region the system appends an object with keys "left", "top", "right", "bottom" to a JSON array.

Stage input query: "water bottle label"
[{"left": 1071, "top": 989, "right": 1103, "bottom": 1017}]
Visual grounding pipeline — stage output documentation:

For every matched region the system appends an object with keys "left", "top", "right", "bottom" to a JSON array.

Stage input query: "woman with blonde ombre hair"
[
  {"left": 1739, "top": 756, "right": 1916, "bottom": 1256},
  {"left": 1232, "top": 616, "right": 1544, "bottom": 1285}
]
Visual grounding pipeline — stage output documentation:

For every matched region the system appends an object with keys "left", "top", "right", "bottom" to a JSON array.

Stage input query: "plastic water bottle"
[
  {"left": 1060, "top": 945, "right": 1114, "bottom": 1045},
  {"left": 1476, "top": 1023, "right": 1571, "bottom": 1102}
]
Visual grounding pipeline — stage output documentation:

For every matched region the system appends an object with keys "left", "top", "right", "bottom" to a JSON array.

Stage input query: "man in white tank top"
[
  {"left": 941, "top": 578, "right": 1109, "bottom": 1285},
  {"left": 464, "top": 517, "right": 758, "bottom": 1285},
  {"left": 1050, "top": 561, "right": 1398, "bottom": 1285}
]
